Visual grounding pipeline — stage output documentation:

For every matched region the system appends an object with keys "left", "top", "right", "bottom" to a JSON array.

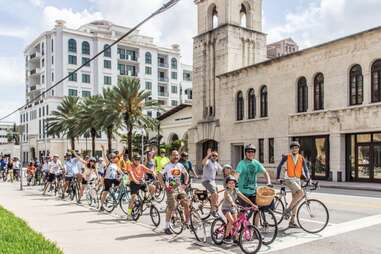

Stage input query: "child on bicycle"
[{"left": 222, "top": 176, "right": 257, "bottom": 244}]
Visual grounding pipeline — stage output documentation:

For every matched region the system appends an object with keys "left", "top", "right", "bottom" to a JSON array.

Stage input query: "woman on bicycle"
[
  {"left": 27, "top": 161, "right": 36, "bottom": 186},
  {"left": 222, "top": 176, "right": 257, "bottom": 244},
  {"left": 73, "top": 152, "right": 98, "bottom": 200}
]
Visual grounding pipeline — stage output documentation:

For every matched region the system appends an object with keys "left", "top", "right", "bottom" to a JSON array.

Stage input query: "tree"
[
  {"left": 47, "top": 96, "right": 80, "bottom": 150},
  {"left": 112, "top": 77, "right": 159, "bottom": 159}
]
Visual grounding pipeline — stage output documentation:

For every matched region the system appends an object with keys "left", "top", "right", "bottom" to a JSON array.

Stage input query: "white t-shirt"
[
  {"left": 161, "top": 162, "right": 186, "bottom": 186},
  {"left": 105, "top": 163, "right": 118, "bottom": 180},
  {"left": 48, "top": 160, "right": 63, "bottom": 175}
]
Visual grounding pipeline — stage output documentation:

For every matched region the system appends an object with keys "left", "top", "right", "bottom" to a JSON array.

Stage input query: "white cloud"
[
  {"left": 266, "top": 0, "right": 381, "bottom": 48},
  {"left": 29, "top": 0, "right": 43, "bottom": 7}
]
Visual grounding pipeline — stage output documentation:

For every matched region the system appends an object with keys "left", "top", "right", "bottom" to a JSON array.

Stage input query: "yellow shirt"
[{"left": 154, "top": 156, "right": 170, "bottom": 173}]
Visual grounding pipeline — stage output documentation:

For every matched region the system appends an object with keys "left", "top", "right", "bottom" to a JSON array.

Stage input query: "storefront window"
[
  {"left": 357, "top": 134, "right": 371, "bottom": 143},
  {"left": 373, "top": 133, "right": 381, "bottom": 142}
]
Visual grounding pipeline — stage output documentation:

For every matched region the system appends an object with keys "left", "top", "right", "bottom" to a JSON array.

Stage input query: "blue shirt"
[
  {"left": 236, "top": 159, "right": 266, "bottom": 196},
  {"left": 64, "top": 158, "right": 81, "bottom": 177}
]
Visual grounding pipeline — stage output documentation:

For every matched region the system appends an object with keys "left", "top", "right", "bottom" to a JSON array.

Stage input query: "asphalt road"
[{"left": 0, "top": 182, "right": 380, "bottom": 254}]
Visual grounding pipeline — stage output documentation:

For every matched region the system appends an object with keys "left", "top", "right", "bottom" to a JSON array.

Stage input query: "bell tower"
[{"left": 190, "top": 0, "right": 267, "bottom": 166}]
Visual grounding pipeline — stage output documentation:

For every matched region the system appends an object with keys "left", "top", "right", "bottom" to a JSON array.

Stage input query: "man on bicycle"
[
  {"left": 236, "top": 144, "right": 272, "bottom": 207},
  {"left": 201, "top": 148, "right": 222, "bottom": 217},
  {"left": 63, "top": 152, "right": 81, "bottom": 198},
  {"left": 43, "top": 154, "right": 63, "bottom": 195},
  {"left": 159, "top": 150, "right": 190, "bottom": 235},
  {"left": 276, "top": 141, "right": 310, "bottom": 228}
]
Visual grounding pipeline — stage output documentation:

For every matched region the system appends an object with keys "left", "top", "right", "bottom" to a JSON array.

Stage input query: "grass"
[{"left": 0, "top": 206, "right": 62, "bottom": 254}]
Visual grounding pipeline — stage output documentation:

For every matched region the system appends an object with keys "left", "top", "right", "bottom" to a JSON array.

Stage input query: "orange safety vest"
[{"left": 286, "top": 154, "right": 304, "bottom": 178}]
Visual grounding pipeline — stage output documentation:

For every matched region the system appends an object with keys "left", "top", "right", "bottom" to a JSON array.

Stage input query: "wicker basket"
[{"left": 256, "top": 186, "right": 275, "bottom": 207}]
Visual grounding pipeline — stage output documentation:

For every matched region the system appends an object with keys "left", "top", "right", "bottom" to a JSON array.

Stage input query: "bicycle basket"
[
  {"left": 256, "top": 186, "right": 275, "bottom": 207},
  {"left": 194, "top": 189, "right": 208, "bottom": 201}
]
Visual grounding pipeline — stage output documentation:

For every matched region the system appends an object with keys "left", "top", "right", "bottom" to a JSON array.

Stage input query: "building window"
[
  {"left": 171, "top": 85, "right": 177, "bottom": 94},
  {"left": 82, "top": 41, "right": 90, "bottom": 55},
  {"left": 171, "top": 58, "right": 177, "bottom": 69},
  {"left": 259, "top": 139, "right": 264, "bottom": 163},
  {"left": 68, "top": 39, "right": 77, "bottom": 53},
  {"left": 268, "top": 138, "right": 274, "bottom": 163},
  {"left": 185, "top": 88, "right": 192, "bottom": 100},
  {"left": 349, "top": 64, "right": 363, "bottom": 106},
  {"left": 46, "top": 105, "right": 49, "bottom": 116},
  {"left": 41, "top": 75, "right": 45, "bottom": 84},
  {"left": 260, "top": 86, "right": 268, "bottom": 117},
  {"left": 82, "top": 57, "right": 90, "bottom": 67},
  {"left": 41, "top": 42, "right": 44, "bottom": 56},
  {"left": 104, "top": 76, "right": 112, "bottom": 85},
  {"left": 297, "top": 77, "right": 308, "bottom": 112},
  {"left": 68, "top": 55, "right": 77, "bottom": 65},
  {"left": 41, "top": 59, "right": 45, "bottom": 68},
  {"left": 51, "top": 72, "right": 54, "bottom": 82},
  {"left": 183, "top": 71, "right": 192, "bottom": 81},
  {"left": 147, "top": 111, "right": 152, "bottom": 117},
  {"left": 145, "top": 52, "right": 152, "bottom": 64},
  {"left": 82, "top": 74, "right": 90, "bottom": 83},
  {"left": 145, "top": 81, "right": 152, "bottom": 90},
  {"left": 82, "top": 91, "right": 91, "bottom": 97},
  {"left": 248, "top": 88, "right": 256, "bottom": 119},
  {"left": 38, "top": 108, "right": 41, "bottom": 117},
  {"left": 145, "top": 66, "right": 152, "bottom": 75},
  {"left": 68, "top": 89, "right": 78, "bottom": 97},
  {"left": 68, "top": 72, "right": 77, "bottom": 81},
  {"left": 211, "top": 5, "right": 218, "bottom": 29},
  {"left": 126, "top": 50, "right": 137, "bottom": 61},
  {"left": 104, "top": 44, "right": 111, "bottom": 57},
  {"left": 51, "top": 39, "right": 54, "bottom": 52},
  {"left": 314, "top": 73, "right": 324, "bottom": 110},
  {"left": 236, "top": 91, "right": 244, "bottom": 121},
  {"left": 240, "top": 4, "right": 248, "bottom": 28},
  {"left": 171, "top": 100, "right": 178, "bottom": 107},
  {"left": 104, "top": 60, "right": 112, "bottom": 69},
  {"left": 158, "top": 100, "right": 166, "bottom": 106},
  {"left": 171, "top": 71, "right": 178, "bottom": 80},
  {"left": 371, "top": 60, "right": 381, "bottom": 103},
  {"left": 52, "top": 56, "right": 54, "bottom": 65}
]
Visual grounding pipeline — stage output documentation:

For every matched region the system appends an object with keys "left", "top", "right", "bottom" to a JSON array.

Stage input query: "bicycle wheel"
[
  {"left": 297, "top": 199, "right": 329, "bottom": 234},
  {"left": 101, "top": 191, "right": 117, "bottom": 213},
  {"left": 131, "top": 198, "right": 143, "bottom": 222},
  {"left": 194, "top": 198, "right": 212, "bottom": 220},
  {"left": 86, "top": 189, "right": 93, "bottom": 206},
  {"left": 239, "top": 225, "right": 262, "bottom": 254},
  {"left": 150, "top": 205, "right": 161, "bottom": 227},
  {"left": 69, "top": 186, "right": 75, "bottom": 201},
  {"left": 272, "top": 196, "right": 285, "bottom": 225},
  {"left": 190, "top": 209, "right": 206, "bottom": 243},
  {"left": 75, "top": 183, "right": 81, "bottom": 203},
  {"left": 153, "top": 184, "right": 165, "bottom": 203},
  {"left": 254, "top": 209, "right": 278, "bottom": 245},
  {"left": 169, "top": 208, "right": 184, "bottom": 235},
  {"left": 119, "top": 191, "right": 131, "bottom": 215},
  {"left": 210, "top": 217, "right": 226, "bottom": 245}
]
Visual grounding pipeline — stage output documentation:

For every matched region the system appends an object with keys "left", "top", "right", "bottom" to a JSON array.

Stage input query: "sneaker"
[
  {"left": 164, "top": 228, "right": 173, "bottom": 235},
  {"left": 288, "top": 222, "right": 299, "bottom": 229},
  {"left": 223, "top": 237, "right": 233, "bottom": 244},
  {"left": 99, "top": 206, "right": 104, "bottom": 212}
]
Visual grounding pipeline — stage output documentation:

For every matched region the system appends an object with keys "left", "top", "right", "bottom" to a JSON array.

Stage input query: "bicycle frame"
[{"left": 217, "top": 207, "right": 255, "bottom": 240}]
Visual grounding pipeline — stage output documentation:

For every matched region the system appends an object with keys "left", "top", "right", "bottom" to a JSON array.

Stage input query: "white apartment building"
[
  {"left": 0, "top": 122, "right": 15, "bottom": 144},
  {"left": 20, "top": 20, "right": 193, "bottom": 162}
]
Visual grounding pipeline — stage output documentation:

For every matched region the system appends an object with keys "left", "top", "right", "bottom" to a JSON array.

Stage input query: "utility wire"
[{"left": 0, "top": 0, "right": 181, "bottom": 122}]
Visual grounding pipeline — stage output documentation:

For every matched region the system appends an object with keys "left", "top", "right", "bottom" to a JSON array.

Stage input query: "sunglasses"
[
  {"left": 246, "top": 151, "right": 255, "bottom": 154},
  {"left": 211, "top": 154, "right": 218, "bottom": 158}
]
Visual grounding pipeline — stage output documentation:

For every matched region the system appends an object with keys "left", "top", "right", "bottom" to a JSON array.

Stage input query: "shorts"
[
  {"left": 222, "top": 207, "right": 238, "bottom": 215},
  {"left": 202, "top": 180, "right": 217, "bottom": 194},
  {"left": 145, "top": 174, "right": 155, "bottom": 183},
  {"left": 47, "top": 173, "right": 56, "bottom": 182},
  {"left": 104, "top": 179, "right": 119, "bottom": 191},
  {"left": 130, "top": 181, "right": 147, "bottom": 195},
  {"left": 166, "top": 190, "right": 187, "bottom": 210},
  {"left": 284, "top": 179, "right": 302, "bottom": 194},
  {"left": 65, "top": 176, "right": 73, "bottom": 182}
]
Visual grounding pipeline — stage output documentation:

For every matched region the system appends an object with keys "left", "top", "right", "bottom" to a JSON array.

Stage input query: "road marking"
[
  {"left": 314, "top": 192, "right": 381, "bottom": 201},
  {"left": 262, "top": 214, "right": 381, "bottom": 253}
]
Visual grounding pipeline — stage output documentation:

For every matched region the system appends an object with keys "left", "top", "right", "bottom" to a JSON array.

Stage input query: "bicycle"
[
  {"left": 152, "top": 179, "right": 166, "bottom": 203},
  {"left": 211, "top": 205, "right": 262, "bottom": 254},
  {"left": 272, "top": 179, "right": 329, "bottom": 233},
  {"left": 130, "top": 183, "right": 161, "bottom": 227},
  {"left": 85, "top": 179, "right": 99, "bottom": 208},
  {"left": 187, "top": 186, "right": 213, "bottom": 221},
  {"left": 65, "top": 177, "right": 81, "bottom": 202},
  {"left": 100, "top": 178, "right": 130, "bottom": 215}
]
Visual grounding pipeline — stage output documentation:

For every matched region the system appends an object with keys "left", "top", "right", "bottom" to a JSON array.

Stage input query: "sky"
[{"left": 1, "top": 0, "right": 381, "bottom": 123}]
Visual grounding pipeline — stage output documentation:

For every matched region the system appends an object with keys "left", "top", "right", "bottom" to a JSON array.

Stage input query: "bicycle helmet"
[
  {"left": 181, "top": 152, "right": 188, "bottom": 157},
  {"left": 244, "top": 144, "right": 256, "bottom": 153},
  {"left": 290, "top": 141, "right": 301, "bottom": 149},
  {"left": 225, "top": 175, "right": 237, "bottom": 184},
  {"left": 223, "top": 164, "right": 233, "bottom": 169},
  {"left": 108, "top": 153, "right": 117, "bottom": 159},
  {"left": 89, "top": 157, "right": 96, "bottom": 162}
]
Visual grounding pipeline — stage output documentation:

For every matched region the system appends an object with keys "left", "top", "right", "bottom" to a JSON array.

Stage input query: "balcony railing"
[
  {"left": 158, "top": 92, "right": 169, "bottom": 97},
  {"left": 30, "top": 68, "right": 40, "bottom": 76},
  {"left": 119, "top": 70, "right": 138, "bottom": 77},
  {"left": 158, "top": 77, "right": 169, "bottom": 82},
  {"left": 158, "top": 62, "right": 169, "bottom": 68}
]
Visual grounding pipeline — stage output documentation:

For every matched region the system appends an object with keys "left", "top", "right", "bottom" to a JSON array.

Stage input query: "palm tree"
[
  {"left": 47, "top": 96, "right": 80, "bottom": 150},
  {"left": 76, "top": 96, "right": 103, "bottom": 156},
  {"left": 112, "top": 77, "right": 159, "bottom": 159}
]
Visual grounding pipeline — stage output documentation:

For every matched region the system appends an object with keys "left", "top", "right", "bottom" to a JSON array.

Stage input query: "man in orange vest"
[{"left": 276, "top": 141, "right": 310, "bottom": 228}]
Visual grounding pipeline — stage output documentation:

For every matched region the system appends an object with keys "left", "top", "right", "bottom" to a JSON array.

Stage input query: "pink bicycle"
[{"left": 210, "top": 206, "right": 262, "bottom": 254}]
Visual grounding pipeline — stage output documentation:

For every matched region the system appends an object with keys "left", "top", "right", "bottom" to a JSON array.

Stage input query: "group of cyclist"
[
  {"left": 2, "top": 140, "right": 311, "bottom": 247},
  {"left": 0, "top": 155, "right": 22, "bottom": 182}
]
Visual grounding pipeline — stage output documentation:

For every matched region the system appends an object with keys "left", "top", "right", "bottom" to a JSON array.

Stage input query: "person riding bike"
[
  {"left": 27, "top": 161, "right": 36, "bottom": 186},
  {"left": 276, "top": 141, "right": 310, "bottom": 228},
  {"left": 63, "top": 152, "right": 81, "bottom": 198},
  {"left": 158, "top": 150, "right": 190, "bottom": 235},
  {"left": 126, "top": 154, "right": 156, "bottom": 219},
  {"left": 72, "top": 152, "right": 98, "bottom": 200},
  {"left": 154, "top": 148, "right": 170, "bottom": 174},
  {"left": 179, "top": 152, "right": 199, "bottom": 180},
  {"left": 43, "top": 154, "right": 63, "bottom": 195},
  {"left": 201, "top": 148, "right": 222, "bottom": 217},
  {"left": 236, "top": 144, "right": 272, "bottom": 209}
]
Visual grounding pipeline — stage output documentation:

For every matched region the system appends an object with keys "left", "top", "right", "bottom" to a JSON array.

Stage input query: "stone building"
[
  {"left": 189, "top": 0, "right": 381, "bottom": 183},
  {"left": 267, "top": 38, "right": 299, "bottom": 59}
]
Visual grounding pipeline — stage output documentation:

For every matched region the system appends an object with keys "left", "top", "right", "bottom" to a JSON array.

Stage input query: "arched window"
[
  {"left": 314, "top": 73, "right": 324, "bottom": 110},
  {"left": 212, "top": 6, "right": 218, "bottom": 29},
  {"left": 248, "top": 88, "right": 256, "bottom": 119},
  {"left": 171, "top": 58, "right": 177, "bottom": 70},
  {"left": 371, "top": 60, "right": 381, "bottom": 103},
  {"left": 349, "top": 65, "right": 363, "bottom": 105},
  {"left": 68, "top": 39, "right": 77, "bottom": 53},
  {"left": 82, "top": 41, "right": 90, "bottom": 55},
  {"left": 185, "top": 88, "right": 192, "bottom": 100},
  {"left": 260, "top": 86, "right": 268, "bottom": 117},
  {"left": 145, "top": 52, "right": 152, "bottom": 64},
  {"left": 104, "top": 44, "right": 111, "bottom": 58},
  {"left": 236, "top": 91, "right": 244, "bottom": 121},
  {"left": 297, "top": 77, "right": 308, "bottom": 112},
  {"left": 240, "top": 4, "right": 247, "bottom": 28}
]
